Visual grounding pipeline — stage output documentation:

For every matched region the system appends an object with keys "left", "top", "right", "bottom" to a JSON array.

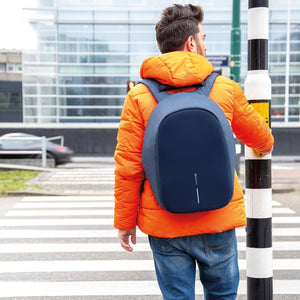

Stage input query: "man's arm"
[
  {"left": 231, "top": 81, "right": 274, "bottom": 152},
  {"left": 114, "top": 88, "right": 145, "bottom": 251}
]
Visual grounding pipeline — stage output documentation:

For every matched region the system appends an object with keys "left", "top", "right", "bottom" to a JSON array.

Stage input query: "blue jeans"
[{"left": 148, "top": 229, "right": 239, "bottom": 300}]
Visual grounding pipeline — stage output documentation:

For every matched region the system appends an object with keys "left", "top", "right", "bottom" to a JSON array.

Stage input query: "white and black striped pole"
[{"left": 244, "top": 0, "right": 273, "bottom": 299}]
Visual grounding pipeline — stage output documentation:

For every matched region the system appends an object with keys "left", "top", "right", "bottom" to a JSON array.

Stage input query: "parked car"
[{"left": 0, "top": 133, "right": 73, "bottom": 166}]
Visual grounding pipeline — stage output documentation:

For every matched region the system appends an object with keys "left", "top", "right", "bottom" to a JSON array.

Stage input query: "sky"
[{"left": 0, "top": 0, "right": 36, "bottom": 50}]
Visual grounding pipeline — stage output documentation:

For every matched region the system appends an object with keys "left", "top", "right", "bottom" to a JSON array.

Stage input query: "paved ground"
[
  {"left": 0, "top": 156, "right": 299, "bottom": 299},
  {"left": 1, "top": 157, "right": 115, "bottom": 196},
  {"left": 3, "top": 156, "right": 299, "bottom": 196}
]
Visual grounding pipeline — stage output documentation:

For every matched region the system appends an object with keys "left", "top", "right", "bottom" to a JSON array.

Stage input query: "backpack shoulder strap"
[
  {"left": 140, "top": 72, "right": 218, "bottom": 102},
  {"left": 196, "top": 72, "right": 218, "bottom": 96},
  {"left": 139, "top": 79, "right": 169, "bottom": 103}
]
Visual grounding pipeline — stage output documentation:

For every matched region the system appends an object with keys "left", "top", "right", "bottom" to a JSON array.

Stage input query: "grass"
[{"left": 0, "top": 170, "right": 40, "bottom": 195}]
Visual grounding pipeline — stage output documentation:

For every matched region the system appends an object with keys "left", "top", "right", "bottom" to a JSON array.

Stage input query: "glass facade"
[
  {"left": 22, "top": 0, "right": 300, "bottom": 124},
  {"left": 0, "top": 82, "right": 23, "bottom": 122},
  {"left": 0, "top": 51, "right": 23, "bottom": 122}
]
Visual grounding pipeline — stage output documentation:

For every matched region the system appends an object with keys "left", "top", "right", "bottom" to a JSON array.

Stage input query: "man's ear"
[{"left": 184, "top": 36, "right": 196, "bottom": 53}]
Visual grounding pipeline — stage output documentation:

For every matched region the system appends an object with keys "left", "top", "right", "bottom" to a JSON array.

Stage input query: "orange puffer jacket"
[{"left": 114, "top": 51, "right": 274, "bottom": 238}]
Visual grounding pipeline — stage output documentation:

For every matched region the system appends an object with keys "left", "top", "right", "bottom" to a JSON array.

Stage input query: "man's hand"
[
  {"left": 118, "top": 228, "right": 136, "bottom": 252},
  {"left": 252, "top": 147, "right": 273, "bottom": 157}
]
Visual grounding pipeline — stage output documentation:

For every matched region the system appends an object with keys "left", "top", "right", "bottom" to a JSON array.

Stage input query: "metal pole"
[
  {"left": 41, "top": 136, "right": 47, "bottom": 168},
  {"left": 230, "top": 0, "right": 241, "bottom": 83},
  {"left": 244, "top": 0, "right": 273, "bottom": 299},
  {"left": 231, "top": 0, "right": 242, "bottom": 175}
]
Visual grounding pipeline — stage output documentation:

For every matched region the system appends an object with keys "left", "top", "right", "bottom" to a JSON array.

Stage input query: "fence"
[{"left": 0, "top": 136, "right": 64, "bottom": 168}]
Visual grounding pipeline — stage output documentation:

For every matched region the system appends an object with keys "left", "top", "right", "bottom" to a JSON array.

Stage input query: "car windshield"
[{"left": 0, "top": 136, "right": 37, "bottom": 146}]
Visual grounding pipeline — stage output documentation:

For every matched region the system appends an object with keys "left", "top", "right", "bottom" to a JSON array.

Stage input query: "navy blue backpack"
[{"left": 141, "top": 72, "right": 236, "bottom": 213}]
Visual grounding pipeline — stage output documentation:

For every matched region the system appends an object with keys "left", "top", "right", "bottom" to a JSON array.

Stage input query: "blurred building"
[
  {"left": 20, "top": 0, "right": 300, "bottom": 125},
  {"left": 0, "top": 50, "right": 23, "bottom": 122},
  {"left": 0, "top": 0, "right": 299, "bottom": 155}
]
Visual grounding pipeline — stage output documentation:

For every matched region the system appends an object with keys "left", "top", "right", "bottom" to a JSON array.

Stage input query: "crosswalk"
[
  {"left": 0, "top": 179, "right": 300, "bottom": 298},
  {"left": 30, "top": 167, "right": 116, "bottom": 195}
]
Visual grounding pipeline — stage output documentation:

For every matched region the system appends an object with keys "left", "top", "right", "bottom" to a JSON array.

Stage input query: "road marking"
[
  {"left": 5, "top": 209, "right": 115, "bottom": 216},
  {"left": 0, "top": 229, "right": 123, "bottom": 238},
  {"left": 49, "top": 169, "right": 115, "bottom": 174},
  {"left": 272, "top": 165, "right": 296, "bottom": 170},
  {"left": 1, "top": 241, "right": 300, "bottom": 254},
  {"left": 22, "top": 196, "right": 115, "bottom": 201},
  {"left": 51, "top": 168, "right": 115, "bottom": 172},
  {"left": 269, "top": 207, "right": 295, "bottom": 214},
  {"left": 5, "top": 207, "right": 293, "bottom": 217},
  {"left": 0, "top": 259, "right": 299, "bottom": 273},
  {"left": 1, "top": 228, "right": 300, "bottom": 238},
  {"left": 14, "top": 203, "right": 290, "bottom": 211},
  {"left": 0, "top": 218, "right": 113, "bottom": 226},
  {"left": 15, "top": 202, "right": 114, "bottom": 208},
  {"left": 0, "top": 280, "right": 299, "bottom": 297},
  {"left": 2, "top": 217, "right": 300, "bottom": 227},
  {"left": 20, "top": 197, "right": 281, "bottom": 207},
  {"left": 261, "top": 241, "right": 300, "bottom": 251},
  {"left": 273, "top": 217, "right": 300, "bottom": 224},
  {"left": 0, "top": 243, "right": 150, "bottom": 253},
  {"left": 0, "top": 193, "right": 299, "bottom": 299},
  {"left": 49, "top": 176, "right": 115, "bottom": 179},
  {"left": 38, "top": 181, "right": 114, "bottom": 185}
]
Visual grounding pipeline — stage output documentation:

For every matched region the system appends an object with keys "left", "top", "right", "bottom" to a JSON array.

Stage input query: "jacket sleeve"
[
  {"left": 114, "top": 89, "right": 145, "bottom": 230},
  {"left": 231, "top": 81, "right": 274, "bottom": 152}
]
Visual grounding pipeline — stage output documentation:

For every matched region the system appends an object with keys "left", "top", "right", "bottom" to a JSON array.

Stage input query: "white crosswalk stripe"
[
  {"left": 1, "top": 259, "right": 300, "bottom": 273},
  {"left": 1, "top": 217, "right": 300, "bottom": 227},
  {"left": 28, "top": 168, "right": 115, "bottom": 195},
  {"left": 22, "top": 195, "right": 115, "bottom": 201},
  {"left": 14, "top": 201, "right": 114, "bottom": 208},
  {"left": 0, "top": 280, "right": 300, "bottom": 298},
  {"left": 35, "top": 168, "right": 116, "bottom": 186},
  {"left": 1, "top": 241, "right": 300, "bottom": 253},
  {"left": 11, "top": 202, "right": 294, "bottom": 211},
  {"left": 5, "top": 209, "right": 115, "bottom": 216},
  {"left": 1, "top": 228, "right": 300, "bottom": 238},
  {"left": 0, "top": 169, "right": 299, "bottom": 299}
]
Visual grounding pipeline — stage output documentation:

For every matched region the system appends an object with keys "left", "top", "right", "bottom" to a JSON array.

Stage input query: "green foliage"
[{"left": 0, "top": 170, "right": 40, "bottom": 195}]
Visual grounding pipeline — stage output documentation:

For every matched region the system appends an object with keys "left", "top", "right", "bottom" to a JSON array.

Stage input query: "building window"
[
  {"left": 0, "top": 92, "right": 22, "bottom": 109},
  {"left": 6, "top": 64, "right": 15, "bottom": 72},
  {"left": 16, "top": 64, "right": 22, "bottom": 72},
  {"left": 0, "top": 63, "right": 5, "bottom": 72}
]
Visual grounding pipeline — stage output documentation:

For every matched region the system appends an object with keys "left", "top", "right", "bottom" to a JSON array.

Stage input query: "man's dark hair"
[{"left": 155, "top": 4, "right": 204, "bottom": 54}]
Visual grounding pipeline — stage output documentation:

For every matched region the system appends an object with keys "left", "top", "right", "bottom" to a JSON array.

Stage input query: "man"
[{"left": 114, "top": 4, "right": 274, "bottom": 299}]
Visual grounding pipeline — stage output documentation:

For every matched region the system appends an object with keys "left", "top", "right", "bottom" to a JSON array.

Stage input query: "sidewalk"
[{"left": 1, "top": 156, "right": 300, "bottom": 196}]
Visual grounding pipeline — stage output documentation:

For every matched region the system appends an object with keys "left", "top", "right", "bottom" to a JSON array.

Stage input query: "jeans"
[{"left": 148, "top": 229, "right": 239, "bottom": 300}]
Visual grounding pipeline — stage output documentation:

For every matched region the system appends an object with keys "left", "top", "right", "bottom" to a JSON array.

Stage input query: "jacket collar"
[{"left": 140, "top": 51, "right": 214, "bottom": 87}]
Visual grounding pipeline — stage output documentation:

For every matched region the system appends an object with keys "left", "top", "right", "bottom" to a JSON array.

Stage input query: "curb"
[
  {"left": 271, "top": 185, "right": 296, "bottom": 194},
  {"left": 3, "top": 191, "right": 65, "bottom": 197},
  {"left": 3, "top": 190, "right": 110, "bottom": 197},
  {"left": 0, "top": 163, "right": 53, "bottom": 172}
]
